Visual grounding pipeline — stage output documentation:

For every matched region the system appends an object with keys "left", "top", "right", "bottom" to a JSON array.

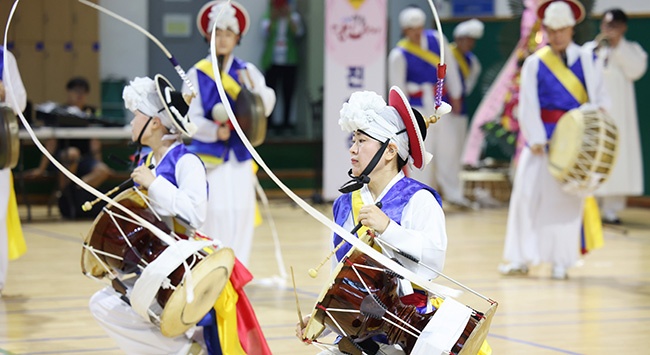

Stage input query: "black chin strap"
[
  {"left": 338, "top": 140, "right": 390, "bottom": 193},
  {"left": 130, "top": 116, "right": 154, "bottom": 169}
]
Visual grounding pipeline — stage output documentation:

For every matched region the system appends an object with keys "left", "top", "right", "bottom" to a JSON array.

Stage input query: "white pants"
[
  {"left": 598, "top": 195, "right": 627, "bottom": 220},
  {"left": 0, "top": 169, "right": 10, "bottom": 290},
  {"left": 89, "top": 287, "right": 199, "bottom": 354},
  {"left": 201, "top": 154, "right": 255, "bottom": 266},
  {"left": 410, "top": 113, "right": 467, "bottom": 203}
]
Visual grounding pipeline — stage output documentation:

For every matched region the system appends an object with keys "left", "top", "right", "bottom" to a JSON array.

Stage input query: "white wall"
[{"left": 99, "top": 0, "right": 148, "bottom": 80}]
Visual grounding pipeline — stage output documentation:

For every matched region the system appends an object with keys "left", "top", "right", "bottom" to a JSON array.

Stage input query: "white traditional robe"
[
  {"left": 588, "top": 38, "right": 647, "bottom": 199},
  {"left": 1, "top": 47, "right": 26, "bottom": 291},
  {"left": 503, "top": 43, "right": 608, "bottom": 269},
  {"left": 388, "top": 32, "right": 465, "bottom": 203},
  {"left": 183, "top": 54, "right": 275, "bottom": 266}
]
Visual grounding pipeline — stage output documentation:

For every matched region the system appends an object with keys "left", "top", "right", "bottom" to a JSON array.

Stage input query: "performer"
[
  {"left": 0, "top": 45, "right": 27, "bottom": 294},
  {"left": 184, "top": 1, "right": 276, "bottom": 266},
  {"left": 587, "top": 8, "right": 648, "bottom": 225},
  {"left": 387, "top": 6, "right": 465, "bottom": 207},
  {"left": 88, "top": 75, "right": 210, "bottom": 353},
  {"left": 498, "top": 0, "right": 609, "bottom": 280},
  {"left": 297, "top": 87, "right": 449, "bottom": 354}
]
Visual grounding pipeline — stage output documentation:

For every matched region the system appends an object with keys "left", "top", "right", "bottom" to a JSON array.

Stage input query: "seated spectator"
[{"left": 27, "top": 77, "right": 111, "bottom": 219}]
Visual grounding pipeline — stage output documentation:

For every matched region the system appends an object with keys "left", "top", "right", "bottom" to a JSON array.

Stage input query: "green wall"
[{"left": 447, "top": 16, "right": 650, "bottom": 195}]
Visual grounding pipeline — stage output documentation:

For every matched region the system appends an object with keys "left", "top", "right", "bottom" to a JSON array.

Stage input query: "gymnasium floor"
[{"left": 1, "top": 201, "right": 649, "bottom": 354}]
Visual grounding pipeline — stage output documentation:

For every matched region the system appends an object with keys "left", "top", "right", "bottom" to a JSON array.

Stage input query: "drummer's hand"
[
  {"left": 530, "top": 144, "right": 545, "bottom": 156},
  {"left": 295, "top": 315, "right": 311, "bottom": 343},
  {"left": 216, "top": 124, "right": 231, "bottom": 141},
  {"left": 358, "top": 204, "right": 390, "bottom": 234},
  {"left": 131, "top": 165, "right": 156, "bottom": 188}
]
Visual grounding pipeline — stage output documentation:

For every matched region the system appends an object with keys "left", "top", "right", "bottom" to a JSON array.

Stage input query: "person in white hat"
[
  {"left": 88, "top": 75, "right": 210, "bottom": 354},
  {"left": 183, "top": 1, "right": 276, "bottom": 266},
  {"left": 296, "top": 87, "right": 451, "bottom": 354},
  {"left": 0, "top": 45, "right": 26, "bottom": 295},
  {"left": 499, "top": 0, "right": 610, "bottom": 280},
  {"left": 586, "top": 9, "right": 648, "bottom": 225},
  {"left": 388, "top": 6, "right": 466, "bottom": 208}
]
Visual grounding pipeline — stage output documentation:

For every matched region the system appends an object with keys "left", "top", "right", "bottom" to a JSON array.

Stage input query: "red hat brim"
[
  {"left": 537, "top": 0, "right": 586, "bottom": 24},
  {"left": 388, "top": 86, "right": 426, "bottom": 170},
  {"left": 197, "top": 1, "right": 250, "bottom": 39}
]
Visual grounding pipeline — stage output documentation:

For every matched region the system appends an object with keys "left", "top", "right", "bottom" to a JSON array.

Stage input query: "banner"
[{"left": 322, "top": 0, "right": 387, "bottom": 200}]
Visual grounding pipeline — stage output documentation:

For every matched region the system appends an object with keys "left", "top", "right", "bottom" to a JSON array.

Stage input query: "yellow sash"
[
  {"left": 450, "top": 43, "right": 470, "bottom": 80},
  {"left": 351, "top": 190, "right": 382, "bottom": 254},
  {"left": 214, "top": 280, "right": 247, "bottom": 355},
  {"left": 537, "top": 46, "right": 588, "bottom": 105},
  {"left": 7, "top": 173, "right": 26, "bottom": 260},
  {"left": 195, "top": 59, "right": 242, "bottom": 100},
  {"left": 397, "top": 38, "right": 441, "bottom": 68},
  {"left": 582, "top": 196, "right": 604, "bottom": 252}
]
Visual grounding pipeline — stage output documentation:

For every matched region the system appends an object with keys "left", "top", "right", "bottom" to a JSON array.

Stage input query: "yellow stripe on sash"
[
  {"left": 7, "top": 173, "right": 26, "bottom": 260},
  {"left": 582, "top": 196, "right": 604, "bottom": 252},
  {"left": 195, "top": 59, "right": 242, "bottom": 100},
  {"left": 351, "top": 190, "right": 381, "bottom": 253},
  {"left": 397, "top": 39, "right": 441, "bottom": 68},
  {"left": 450, "top": 43, "right": 470, "bottom": 80},
  {"left": 537, "top": 46, "right": 588, "bottom": 105}
]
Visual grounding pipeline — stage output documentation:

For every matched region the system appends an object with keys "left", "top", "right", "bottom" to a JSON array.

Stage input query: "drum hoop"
[{"left": 0, "top": 106, "right": 20, "bottom": 169}]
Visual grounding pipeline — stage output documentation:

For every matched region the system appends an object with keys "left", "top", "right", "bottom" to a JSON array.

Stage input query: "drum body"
[
  {"left": 548, "top": 108, "right": 618, "bottom": 195},
  {"left": 304, "top": 248, "right": 480, "bottom": 354},
  {"left": 235, "top": 87, "right": 267, "bottom": 147},
  {"left": 82, "top": 189, "right": 235, "bottom": 337},
  {"left": 0, "top": 104, "right": 19, "bottom": 169}
]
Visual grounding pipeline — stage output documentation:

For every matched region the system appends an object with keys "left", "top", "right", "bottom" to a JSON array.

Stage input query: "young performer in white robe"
[
  {"left": 387, "top": 6, "right": 465, "bottom": 206},
  {"left": 499, "top": 0, "right": 609, "bottom": 280},
  {"left": 586, "top": 8, "right": 648, "bottom": 224},
  {"left": 0, "top": 46, "right": 27, "bottom": 294},
  {"left": 183, "top": 1, "right": 275, "bottom": 266},
  {"left": 88, "top": 75, "right": 209, "bottom": 354}
]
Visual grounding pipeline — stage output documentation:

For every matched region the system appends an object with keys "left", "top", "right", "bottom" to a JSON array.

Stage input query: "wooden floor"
[{"left": 1, "top": 200, "right": 649, "bottom": 355}]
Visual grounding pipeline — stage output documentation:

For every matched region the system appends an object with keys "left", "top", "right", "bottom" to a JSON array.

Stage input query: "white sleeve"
[
  {"left": 245, "top": 62, "right": 276, "bottom": 117},
  {"left": 147, "top": 154, "right": 208, "bottom": 229},
  {"left": 377, "top": 190, "right": 447, "bottom": 280},
  {"left": 518, "top": 55, "right": 547, "bottom": 146},
  {"left": 183, "top": 67, "right": 218, "bottom": 143},
  {"left": 465, "top": 55, "right": 482, "bottom": 96},
  {"left": 388, "top": 48, "right": 407, "bottom": 91},
  {"left": 441, "top": 36, "right": 463, "bottom": 100},
  {"left": 610, "top": 39, "right": 648, "bottom": 81},
  {"left": 2, "top": 50, "right": 26, "bottom": 113}
]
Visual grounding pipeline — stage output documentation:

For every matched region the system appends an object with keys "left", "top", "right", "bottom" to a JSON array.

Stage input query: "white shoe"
[
  {"left": 498, "top": 263, "right": 529, "bottom": 275},
  {"left": 551, "top": 265, "right": 568, "bottom": 280}
]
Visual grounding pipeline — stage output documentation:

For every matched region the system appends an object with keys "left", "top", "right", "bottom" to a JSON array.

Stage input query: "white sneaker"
[
  {"left": 498, "top": 263, "right": 529, "bottom": 275},
  {"left": 551, "top": 265, "right": 568, "bottom": 280}
]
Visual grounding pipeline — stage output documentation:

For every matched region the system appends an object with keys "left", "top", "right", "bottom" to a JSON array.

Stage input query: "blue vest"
[
  {"left": 189, "top": 56, "right": 252, "bottom": 162},
  {"left": 537, "top": 55, "right": 586, "bottom": 138},
  {"left": 399, "top": 30, "right": 447, "bottom": 107},
  {"left": 0, "top": 46, "right": 5, "bottom": 81},
  {"left": 138, "top": 144, "right": 206, "bottom": 193},
  {"left": 332, "top": 177, "right": 442, "bottom": 261}
]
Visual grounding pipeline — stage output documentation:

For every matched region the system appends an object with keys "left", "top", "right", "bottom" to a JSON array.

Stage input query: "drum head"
[
  {"left": 81, "top": 189, "right": 148, "bottom": 277},
  {"left": 0, "top": 105, "right": 20, "bottom": 169},
  {"left": 160, "top": 247, "right": 235, "bottom": 337},
  {"left": 548, "top": 109, "right": 585, "bottom": 181},
  {"left": 235, "top": 87, "right": 267, "bottom": 147}
]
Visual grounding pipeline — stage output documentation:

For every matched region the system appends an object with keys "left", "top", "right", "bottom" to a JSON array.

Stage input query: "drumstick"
[
  {"left": 290, "top": 266, "right": 305, "bottom": 329},
  {"left": 308, "top": 202, "right": 382, "bottom": 278},
  {"left": 81, "top": 164, "right": 154, "bottom": 212}
]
